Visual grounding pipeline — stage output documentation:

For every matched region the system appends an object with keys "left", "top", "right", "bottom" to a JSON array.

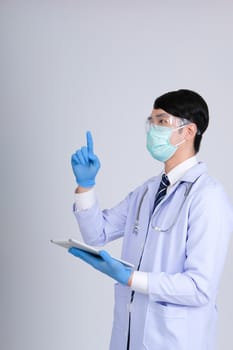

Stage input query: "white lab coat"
[{"left": 74, "top": 162, "right": 233, "bottom": 350}]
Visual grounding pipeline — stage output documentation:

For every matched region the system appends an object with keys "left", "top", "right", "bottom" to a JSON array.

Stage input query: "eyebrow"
[{"left": 154, "top": 113, "right": 170, "bottom": 118}]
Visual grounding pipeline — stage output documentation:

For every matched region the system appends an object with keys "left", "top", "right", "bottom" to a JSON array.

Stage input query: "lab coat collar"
[
  {"left": 179, "top": 161, "right": 208, "bottom": 183},
  {"left": 146, "top": 161, "right": 208, "bottom": 213},
  {"left": 146, "top": 161, "right": 207, "bottom": 196},
  {"left": 167, "top": 156, "right": 198, "bottom": 186},
  {"left": 164, "top": 161, "right": 207, "bottom": 204}
]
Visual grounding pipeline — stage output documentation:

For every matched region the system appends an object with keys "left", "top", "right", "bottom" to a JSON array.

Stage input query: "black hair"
[{"left": 153, "top": 89, "right": 209, "bottom": 153}]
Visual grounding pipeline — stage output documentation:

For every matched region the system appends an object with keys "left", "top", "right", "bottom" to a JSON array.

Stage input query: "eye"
[{"left": 158, "top": 118, "right": 169, "bottom": 125}]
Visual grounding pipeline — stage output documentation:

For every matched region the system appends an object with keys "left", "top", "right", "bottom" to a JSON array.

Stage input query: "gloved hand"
[
  {"left": 68, "top": 248, "right": 133, "bottom": 285},
  {"left": 71, "top": 131, "right": 101, "bottom": 187}
]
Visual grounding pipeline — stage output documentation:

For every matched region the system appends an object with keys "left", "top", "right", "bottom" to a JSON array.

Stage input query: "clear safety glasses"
[{"left": 145, "top": 113, "right": 191, "bottom": 132}]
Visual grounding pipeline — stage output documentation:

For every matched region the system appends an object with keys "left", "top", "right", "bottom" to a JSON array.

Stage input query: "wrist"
[
  {"left": 127, "top": 271, "right": 134, "bottom": 286},
  {"left": 75, "top": 186, "right": 94, "bottom": 193}
]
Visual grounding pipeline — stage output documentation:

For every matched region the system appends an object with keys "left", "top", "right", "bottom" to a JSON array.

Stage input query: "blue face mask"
[{"left": 146, "top": 125, "right": 185, "bottom": 162}]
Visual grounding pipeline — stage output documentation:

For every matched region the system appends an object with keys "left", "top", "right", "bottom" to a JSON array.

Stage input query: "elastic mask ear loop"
[
  {"left": 175, "top": 139, "right": 186, "bottom": 147},
  {"left": 172, "top": 124, "right": 187, "bottom": 148}
]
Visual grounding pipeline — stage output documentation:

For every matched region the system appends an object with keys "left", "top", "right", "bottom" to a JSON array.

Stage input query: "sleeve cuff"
[
  {"left": 74, "top": 188, "right": 97, "bottom": 211},
  {"left": 131, "top": 271, "right": 148, "bottom": 294}
]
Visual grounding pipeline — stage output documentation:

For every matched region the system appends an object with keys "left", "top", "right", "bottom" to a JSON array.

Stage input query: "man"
[{"left": 69, "top": 89, "right": 233, "bottom": 350}]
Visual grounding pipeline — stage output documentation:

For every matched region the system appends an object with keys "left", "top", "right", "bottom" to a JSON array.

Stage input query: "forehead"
[{"left": 151, "top": 108, "right": 171, "bottom": 118}]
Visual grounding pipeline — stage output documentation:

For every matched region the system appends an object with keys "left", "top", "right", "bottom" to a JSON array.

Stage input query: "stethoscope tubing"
[
  {"left": 152, "top": 181, "right": 193, "bottom": 232},
  {"left": 133, "top": 178, "right": 199, "bottom": 234}
]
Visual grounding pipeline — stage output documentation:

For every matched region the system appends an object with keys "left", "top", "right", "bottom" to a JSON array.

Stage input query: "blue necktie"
[{"left": 154, "top": 173, "right": 170, "bottom": 209}]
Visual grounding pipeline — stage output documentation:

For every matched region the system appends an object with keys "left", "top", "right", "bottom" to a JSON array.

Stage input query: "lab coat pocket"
[{"left": 143, "top": 301, "right": 188, "bottom": 350}]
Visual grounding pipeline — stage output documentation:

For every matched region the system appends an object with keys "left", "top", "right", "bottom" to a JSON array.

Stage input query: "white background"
[{"left": 1, "top": 1, "right": 233, "bottom": 349}]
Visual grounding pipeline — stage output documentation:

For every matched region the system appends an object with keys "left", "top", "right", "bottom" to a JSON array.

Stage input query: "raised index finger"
[{"left": 86, "top": 130, "right": 94, "bottom": 154}]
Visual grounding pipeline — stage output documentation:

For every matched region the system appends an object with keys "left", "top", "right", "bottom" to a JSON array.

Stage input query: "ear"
[{"left": 185, "top": 123, "right": 198, "bottom": 141}]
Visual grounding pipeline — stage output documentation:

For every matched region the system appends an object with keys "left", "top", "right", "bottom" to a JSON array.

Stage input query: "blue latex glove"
[
  {"left": 71, "top": 131, "right": 101, "bottom": 187},
  {"left": 68, "top": 248, "right": 133, "bottom": 285}
]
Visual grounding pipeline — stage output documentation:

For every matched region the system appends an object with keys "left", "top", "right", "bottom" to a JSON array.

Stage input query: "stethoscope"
[{"left": 133, "top": 180, "right": 197, "bottom": 234}]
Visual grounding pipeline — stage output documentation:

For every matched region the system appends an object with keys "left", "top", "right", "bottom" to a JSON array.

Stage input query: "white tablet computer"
[{"left": 51, "top": 238, "right": 134, "bottom": 268}]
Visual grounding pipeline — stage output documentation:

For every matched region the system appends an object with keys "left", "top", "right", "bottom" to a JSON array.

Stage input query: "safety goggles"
[{"left": 145, "top": 113, "right": 191, "bottom": 132}]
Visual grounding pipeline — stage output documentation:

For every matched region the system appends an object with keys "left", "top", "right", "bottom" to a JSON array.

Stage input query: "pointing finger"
[{"left": 86, "top": 131, "right": 94, "bottom": 155}]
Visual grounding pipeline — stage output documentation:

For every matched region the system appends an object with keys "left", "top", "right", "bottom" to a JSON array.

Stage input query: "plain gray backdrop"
[{"left": 1, "top": 1, "right": 233, "bottom": 349}]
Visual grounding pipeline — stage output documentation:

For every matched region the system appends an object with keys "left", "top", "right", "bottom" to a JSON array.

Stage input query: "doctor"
[{"left": 69, "top": 89, "right": 233, "bottom": 350}]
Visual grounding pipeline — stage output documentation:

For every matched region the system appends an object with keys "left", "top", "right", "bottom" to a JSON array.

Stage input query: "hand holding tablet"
[{"left": 51, "top": 238, "right": 134, "bottom": 268}]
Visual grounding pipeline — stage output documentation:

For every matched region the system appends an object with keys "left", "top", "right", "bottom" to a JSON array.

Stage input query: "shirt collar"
[{"left": 166, "top": 156, "right": 198, "bottom": 186}]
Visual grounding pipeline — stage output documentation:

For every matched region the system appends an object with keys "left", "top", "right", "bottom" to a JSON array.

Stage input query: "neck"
[{"left": 164, "top": 150, "right": 196, "bottom": 173}]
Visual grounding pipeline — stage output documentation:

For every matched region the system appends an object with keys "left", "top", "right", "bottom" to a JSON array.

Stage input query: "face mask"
[{"left": 146, "top": 125, "right": 185, "bottom": 162}]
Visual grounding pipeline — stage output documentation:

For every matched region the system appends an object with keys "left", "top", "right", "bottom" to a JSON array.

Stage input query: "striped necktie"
[{"left": 154, "top": 173, "right": 170, "bottom": 209}]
